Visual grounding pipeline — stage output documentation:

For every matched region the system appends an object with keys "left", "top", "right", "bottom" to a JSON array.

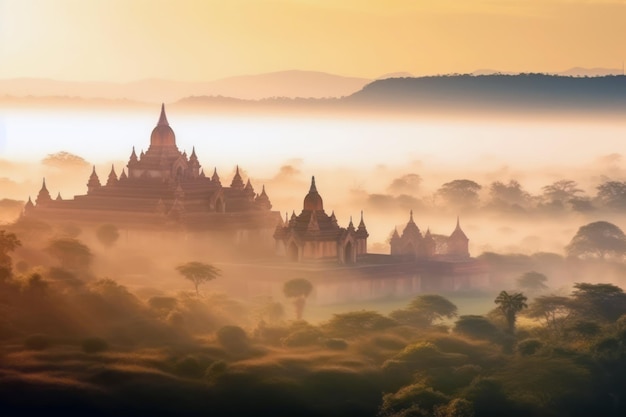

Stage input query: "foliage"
[
  {"left": 525, "top": 295, "right": 573, "bottom": 337},
  {"left": 436, "top": 179, "right": 482, "bottom": 208},
  {"left": 216, "top": 325, "right": 248, "bottom": 352},
  {"left": 596, "top": 181, "right": 626, "bottom": 210},
  {"left": 494, "top": 291, "right": 528, "bottom": 334},
  {"left": 453, "top": 315, "right": 500, "bottom": 341},
  {"left": 323, "top": 310, "right": 397, "bottom": 337},
  {"left": 175, "top": 261, "right": 221, "bottom": 295},
  {"left": 571, "top": 282, "right": 626, "bottom": 322},
  {"left": 95, "top": 224, "right": 120, "bottom": 248},
  {"left": 516, "top": 338, "right": 543, "bottom": 356},
  {"left": 81, "top": 337, "right": 109, "bottom": 353},
  {"left": 46, "top": 237, "right": 93, "bottom": 272},
  {"left": 516, "top": 271, "right": 548, "bottom": 293},
  {"left": 565, "top": 221, "right": 626, "bottom": 260},
  {"left": 41, "top": 151, "right": 89, "bottom": 168},
  {"left": 380, "top": 383, "right": 451, "bottom": 416},
  {"left": 24, "top": 334, "right": 53, "bottom": 350},
  {"left": 387, "top": 173, "right": 422, "bottom": 195},
  {"left": 282, "top": 278, "right": 313, "bottom": 320},
  {"left": 488, "top": 180, "right": 531, "bottom": 211},
  {"left": 0, "top": 229, "right": 21, "bottom": 271},
  {"left": 541, "top": 180, "right": 584, "bottom": 207},
  {"left": 390, "top": 295, "right": 457, "bottom": 328}
]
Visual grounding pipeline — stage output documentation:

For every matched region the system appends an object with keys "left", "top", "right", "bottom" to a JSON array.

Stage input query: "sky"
[{"left": 1, "top": 0, "right": 625, "bottom": 82}]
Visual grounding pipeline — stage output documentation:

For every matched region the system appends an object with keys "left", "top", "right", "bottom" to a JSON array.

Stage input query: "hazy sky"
[{"left": 1, "top": 0, "right": 625, "bottom": 82}]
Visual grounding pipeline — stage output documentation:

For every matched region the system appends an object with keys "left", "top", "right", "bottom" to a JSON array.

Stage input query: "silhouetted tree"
[
  {"left": 565, "top": 221, "right": 626, "bottom": 260},
  {"left": 596, "top": 180, "right": 626, "bottom": 210},
  {"left": 0, "top": 229, "right": 21, "bottom": 272},
  {"left": 283, "top": 278, "right": 313, "bottom": 320},
  {"left": 46, "top": 237, "right": 92, "bottom": 272},
  {"left": 436, "top": 179, "right": 482, "bottom": 208},
  {"left": 41, "top": 151, "right": 89, "bottom": 169},
  {"left": 516, "top": 271, "right": 548, "bottom": 294},
  {"left": 391, "top": 294, "right": 458, "bottom": 327},
  {"left": 453, "top": 315, "right": 500, "bottom": 341},
  {"left": 571, "top": 282, "right": 626, "bottom": 322},
  {"left": 387, "top": 173, "right": 422, "bottom": 195},
  {"left": 323, "top": 310, "right": 396, "bottom": 337},
  {"left": 176, "top": 262, "right": 221, "bottom": 295},
  {"left": 525, "top": 295, "right": 573, "bottom": 337},
  {"left": 541, "top": 179, "right": 585, "bottom": 210},
  {"left": 494, "top": 291, "right": 528, "bottom": 333},
  {"left": 95, "top": 224, "right": 120, "bottom": 249},
  {"left": 488, "top": 180, "right": 532, "bottom": 210}
]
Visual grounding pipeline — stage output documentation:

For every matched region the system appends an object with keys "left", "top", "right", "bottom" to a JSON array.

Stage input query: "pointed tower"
[
  {"left": 212, "top": 167, "right": 221, "bottom": 185},
  {"left": 230, "top": 166, "right": 244, "bottom": 190},
  {"left": 347, "top": 216, "right": 355, "bottom": 232},
  {"left": 119, "top": 168, "right": 128, "bottom": 181},
  {"left": 355, "top": 210, "right": 369, "bottom": 255},
  {"left": 424, "top": 228, "right": 436, "bottom": 258},
  {"left": 87, "top": 166, "right": 101, "bottom": 194},
  {"left": 35, "top": 178, "right": 53, "bottom": 206},
  {"left": 55, "top": 192, "right": 63, "bottom": 201},
  {"left": 23, "top": 196, "right": 35, "bottom": 214},
  {"left": 447, "top": 216, "right": 470, "bottom": 258},
  {"left": 150, "top": 103, "right": 176, "bottom": 148},
  {"left": 244, "top": 179, "right": 255, "bottom": 199},
  {"left": 307, "top": 209, "right": 320, "bottom": 232},
  {"left": 199, "top": 169, "right": 206, "bottom": 178},
  {"left": 255, "top": 185, "right": 272, "bottom": 210},
  {"left": 303, "top": 176, "right": 323, "bottom": 212},
  {"left": 402, "top": 210, "right": 422, "bottom": 239},
  {"left": 106, "top": 164, "right": 118, "bottom": 186}
]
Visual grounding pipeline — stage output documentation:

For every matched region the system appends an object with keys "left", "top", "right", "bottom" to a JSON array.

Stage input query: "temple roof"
[
  {"left": 449, "top": 217, "right": 469, "bottom": 241},
  {"left": 150, "top": 103, "right": 176, "bottom": 148},
  {"left": 303, "top": 176, "right": 323, "bottom": 211},
  {"left": 401, "top": 210, "right": 422, "bottom": 239}
]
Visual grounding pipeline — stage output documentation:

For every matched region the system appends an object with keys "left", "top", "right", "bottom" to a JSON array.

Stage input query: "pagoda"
[{"left": 23, "top": 104, "right": 281, "bottom": 238}]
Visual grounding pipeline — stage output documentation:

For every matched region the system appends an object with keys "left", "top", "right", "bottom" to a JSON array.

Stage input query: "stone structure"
[
  {"left": 273, "top": 177, "right": 368, "bottom": 263},
  {"left": 23, "top": 105, "right": 281, "bottom": 239},
  {"left": 390, "top": 213, "right": 470, "bottom": 260}
]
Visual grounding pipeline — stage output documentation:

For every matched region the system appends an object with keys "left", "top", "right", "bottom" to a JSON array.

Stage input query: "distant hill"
[
  {"left": 3, "top": 74, "right": 626, "bottom": 118},
  {"left": 345, "top": 74, "right": 626, "bottom": 114},
  {"left": 0, "top": 70, "right": 371, "bottom": 102}
]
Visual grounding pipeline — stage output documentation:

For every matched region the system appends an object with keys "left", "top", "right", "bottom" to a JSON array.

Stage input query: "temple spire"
[
  {"left": 230, "top": 165, "right": 244, "bottom": 189},
  {"left": 309, "top": 176, "right": 317, "bottom": 193},
  {"left": 157, "top": 103, "right": 169, "bottom": 126}
]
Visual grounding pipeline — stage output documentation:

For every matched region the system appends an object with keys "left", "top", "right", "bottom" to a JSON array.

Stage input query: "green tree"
[
  {"left": 175, "top": 261, "right": 221, "bottom": 295},
  {"left": 516, "top": 271, "right": 548, "bottom": 294},
  {"left": 323, "top": 310, "right": 396, "bottom": 337},
  {"left": 95, "top": 224, "right": 120, "bottom": 249},
  {"left": 282, "top": 278, "right": 313, "bottom": 320},
  {"left": 525, "top": 295, "right": 573, "bottom": 337},
  {"left": 494, "top": 291, "right": 528, "bottom": 334},
  {"left": 565, "top": 221, "right": 626, "bottom": 260},
  {"left": 571, "top": 282, "right": 626, "bottom": 322},
  {"left": 46, "top": 237, "right": 92, "bottom": 272},
  {"left": 0, "top": 229, "right": 21, "bottom": 272}
]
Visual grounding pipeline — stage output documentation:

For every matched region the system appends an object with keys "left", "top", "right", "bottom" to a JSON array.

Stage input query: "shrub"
[
  {"left": 216, "top": 325, "right": 248, "bottom": 352},
  {"left": 282, "top": 328, "right": 322, "bottom": 347},
  {"left": 517, "top": 338, "right": 543, "bottom": 356},
  {"left": 24, "top": 334, "right": 53, "bottom": 350},
  {"left": 81, "top": 336, "right": 109, "bottom": 353},
  {"left": 176, "top": 356, "right": 203, "bottom": 378}
]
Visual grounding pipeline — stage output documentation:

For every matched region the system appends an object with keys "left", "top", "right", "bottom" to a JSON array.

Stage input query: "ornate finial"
[
  {"left": 158, "top": 103, "right": 169, "bottom": 126},
  {"left": 409, "top": 210, "right": 414, "bottom": 222},
  {"left": 456, "top": 216, "right": 460, "bottom": 228},
  {"left": 42, "top": 178, "right": 48, "bottom": 190}
]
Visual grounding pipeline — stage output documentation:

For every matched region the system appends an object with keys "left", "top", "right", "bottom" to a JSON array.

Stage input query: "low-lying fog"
[{"left": 2, "top": 107, "right": 626, "bottom": 257}]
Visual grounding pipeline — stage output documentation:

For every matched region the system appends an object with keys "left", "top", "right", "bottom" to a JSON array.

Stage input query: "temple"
[
  {"left": 390, "top": 213, "right": 470, "bottom": 260},
  {"left": 23, "top": 104, "right": 281, "bottom": 239},
  {"left": 273, "top": 177, "right": 368, "bottom": 263}
]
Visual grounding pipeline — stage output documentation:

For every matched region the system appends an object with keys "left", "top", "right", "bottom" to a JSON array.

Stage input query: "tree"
[
  {"left": 96, "top": 224, "right": 120, "bottom": 249},
  {"left": 323, "top": 310, "right": 397, "bottom": 337},
  {"left": 525, "top": 295, "right": 573, "bottom": 337},
  {"left": 436, "top": 179, "right": 482, "bottom": 208},
  {"left": 453, "top": 315, "right": 500, "bottom": 341},
  {"left": 488, "top": 179, "right": 532, "bottom": 210},
  {"left": 41, "top": 151, "right": 89, "bottom": 169},
  {"left": 494, "top": 291, "right": 528, "bottom": 333},
  {"left": 565, "top": 221, "right": 626, "bottom": 260},
  {"left": 516, "top": 271, "right": 548, "bottom": 294},
  {"left": 391, "top": 294, "right": 458, "bottom": 327},
  {"left": 596, "top": 181, "right": 626, "bottom": 210},
  {"left": 175, "top": 261, "right": 221, "bottom": 295},
  {"left": 282, "top": 278, "right": 313, "bottom": 320},
  {"left": 387, "top": 173, "right": 422, "bottom": 195},
  {"left": 46, "top": 237, "right": 92, "bottom": 272},
  {"left": 571, "top": 282, "right": 626, "bottom": 322},
  {"left": 0, "top": 229, "right": 21, "bottom": 272},
  {"left": 541, "top": 180, "right": 584, "bottom": 206}
]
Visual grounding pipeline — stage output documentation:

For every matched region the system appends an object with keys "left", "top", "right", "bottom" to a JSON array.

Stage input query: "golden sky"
[{"left": 0, "top": 0, "right": 625, "bottom": 81}]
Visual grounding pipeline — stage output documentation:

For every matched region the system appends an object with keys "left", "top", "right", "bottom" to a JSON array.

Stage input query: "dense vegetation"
[{"left": 2, "top": 226, "right": 626, "bottom": 416}]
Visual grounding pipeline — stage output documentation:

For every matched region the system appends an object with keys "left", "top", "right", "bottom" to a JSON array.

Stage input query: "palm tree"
[{"left": 494, "top": 290, "right": 528, "bottom": 333}]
